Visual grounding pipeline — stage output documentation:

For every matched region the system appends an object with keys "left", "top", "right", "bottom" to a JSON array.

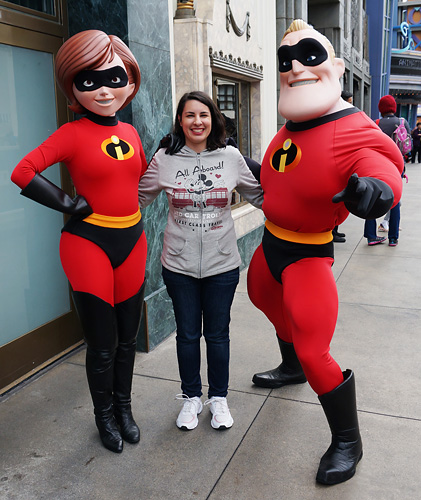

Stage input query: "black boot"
[
  {"left": 252, "top": 337, "right": 307, "bottom": 388},
  {"left": 113, "top": 284, "right": 145, "bottom": 444},
  {"left": 332, "top": 226, "right": 346, "bottom": 243},
  {"left": 72, "top": 292, "right": 123, "bottom": 453},
  {"left": 316, "top": 369, "right": 363, "bottom": 485}
]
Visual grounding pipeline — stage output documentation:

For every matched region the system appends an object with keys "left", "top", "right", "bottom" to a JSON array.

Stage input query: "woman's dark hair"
[{"left": 173, "top": 91, "right": 226, "bottom": 151}]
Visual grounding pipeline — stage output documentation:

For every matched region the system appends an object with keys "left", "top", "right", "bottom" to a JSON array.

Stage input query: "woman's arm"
[{"left": 138, "top": 152, "right": 163, "bottom": 209}]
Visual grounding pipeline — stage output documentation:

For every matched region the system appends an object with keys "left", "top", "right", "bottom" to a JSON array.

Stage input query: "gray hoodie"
[{"left": 138, "top": 145, "right": 263, "bottom": 278}]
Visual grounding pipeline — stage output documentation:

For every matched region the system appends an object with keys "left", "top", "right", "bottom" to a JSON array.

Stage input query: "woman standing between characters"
[
  {"left": 138, "top": 91, "right": 263, "bottom": 431},
  {"left": 11, "top": 30, "right": 147, "bottom": 453}
]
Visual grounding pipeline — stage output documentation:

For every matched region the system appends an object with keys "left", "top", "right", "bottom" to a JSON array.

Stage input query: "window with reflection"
[
  {"left": 3, "top": 0, "right": 55, "bottom": 15},
  {"left": 214, "top": 77, "right": 252, "bottom": 208}
]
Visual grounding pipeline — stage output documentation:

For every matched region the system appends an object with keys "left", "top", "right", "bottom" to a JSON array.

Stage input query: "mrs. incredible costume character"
[
  {"left": 11, "top": 31, "right": 147, "bottom": 454},
  {"left": 247, "top": 20, "right": 404, "bottom": 485}
]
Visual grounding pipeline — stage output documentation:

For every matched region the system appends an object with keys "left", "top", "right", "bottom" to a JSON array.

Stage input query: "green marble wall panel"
[
  {"left": 237, "top": 225, "right": 264, "bottom": 272},
  {"left": 127, "top": 0, "right": 173, "bottom": 159},
  {"left": 130, "top": 43, "right": 173, "bottom": 160},
  {"left": 138, "top": 287, "right": 176, "bottom": 351},
  {"left": 127, "top": 0, "right": 174, "bottom": 350},
  {"left": 68, "top": 0, "right": 128, "bottom": 40}
]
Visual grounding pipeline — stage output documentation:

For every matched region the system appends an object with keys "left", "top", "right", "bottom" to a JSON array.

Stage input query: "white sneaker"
[
  {"left": 205, "top": 396, "right": 234, "bottom": 430},
  {"left": 379, "top": 222, "right": 389, "bottom": 232},
  {"left": 175, "top": 394, "right": 203, "bottom": 430}
]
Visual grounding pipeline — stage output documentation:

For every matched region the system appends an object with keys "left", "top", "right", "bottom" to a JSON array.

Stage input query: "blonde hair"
[{"left": 282, "top": 19, "right": 336, "bottom": 60}]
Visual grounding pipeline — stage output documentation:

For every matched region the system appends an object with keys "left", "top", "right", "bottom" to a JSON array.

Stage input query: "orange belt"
[
  {"left": 83, "top": 208, "right": 141, "bottom": 228},
  {"left": 265, "top": 219, "right": 333, "bottom": 245}
]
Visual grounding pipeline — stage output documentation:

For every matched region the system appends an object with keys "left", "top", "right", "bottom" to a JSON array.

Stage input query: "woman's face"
[
  {"left": 178, "top": 99, "right": 212, "bottom": 152},
  {"left": 72, "top": 54, "right": 135, "bottom": 116}
]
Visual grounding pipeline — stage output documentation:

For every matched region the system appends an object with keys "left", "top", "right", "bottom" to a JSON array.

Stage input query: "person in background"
[
  {"left": 223, "top": 114, "right": 261, "bottom": 182},
  {"left": 378, "top": 211, "right": 390, "bottom": 233},
  {"left": 364, "top": 95, "right": 410, "bottom": 247},
  {"left": 332, "top": 90, "right": 354, "bottom": 243},
  {"left": 138, "top": 91, "right": 263, "bottom": 432},
  {"left": 341, "top": 90, "right": 353, "bottom": 103},
  {"left": 411, "top": 122, "right": 421, "bottom": 163}
]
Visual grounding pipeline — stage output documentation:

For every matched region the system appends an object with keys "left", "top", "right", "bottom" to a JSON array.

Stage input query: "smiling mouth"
[
  {"left": 96, "top": 99, "right": 114, "bottom": 105},
  {"left": 290, "top": 80, "right": 318, "bottom": 87}
]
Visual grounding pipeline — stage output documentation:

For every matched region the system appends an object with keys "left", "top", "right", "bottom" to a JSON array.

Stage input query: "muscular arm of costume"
[
  {"left": 21, "top": 173, "right": 92, "bottom": 215},
  {"left": 332, "top": 173, "right": 393, "bottom": 219}
]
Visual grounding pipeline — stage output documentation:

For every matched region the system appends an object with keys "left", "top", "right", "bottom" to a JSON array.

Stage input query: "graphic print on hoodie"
[{"left": 171, "top": 161, "right": 228, "bottom": 232}]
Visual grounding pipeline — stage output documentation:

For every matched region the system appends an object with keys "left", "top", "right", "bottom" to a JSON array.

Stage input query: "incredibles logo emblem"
[
  {"left": 101, "top": 135, "right": 134, "bottom": 160},
  {"left": 270, "top": 138, "right": 301, "bottom": 173}
]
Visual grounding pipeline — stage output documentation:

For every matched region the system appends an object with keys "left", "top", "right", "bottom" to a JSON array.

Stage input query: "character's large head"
[
  {"left": 55, "top": 30, "right": 140, "bottom": 115},
  {"left": 277, "top": 20, "right": 345, "bottom": 122}
]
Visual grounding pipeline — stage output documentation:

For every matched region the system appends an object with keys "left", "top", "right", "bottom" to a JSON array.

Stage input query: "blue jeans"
[
  {"left": 162, "top": 266, "right": 240, "bottom": 398},
  {"left": 364, "top": 202, "right": 400, "bottom": 241}
]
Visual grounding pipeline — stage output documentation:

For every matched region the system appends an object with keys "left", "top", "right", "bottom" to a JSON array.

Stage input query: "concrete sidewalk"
[{"left": 1, "top": 165, "right": 421, "bottom": 500}]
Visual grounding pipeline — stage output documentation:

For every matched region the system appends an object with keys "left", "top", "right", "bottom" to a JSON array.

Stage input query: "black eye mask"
[
  {"left": 277, "top": 38, "right": 328, "bottom": 73},
  {"left": 73, "top": 66, "right": 129, "bottom": 92}
]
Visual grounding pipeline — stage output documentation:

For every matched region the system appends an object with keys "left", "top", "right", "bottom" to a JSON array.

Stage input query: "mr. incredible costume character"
[
  {"left": 247, "top": 20, "right": 403, "bottom": 485},
  {"left": 11, "top": 31, "right": 147, "bottom": 454}
]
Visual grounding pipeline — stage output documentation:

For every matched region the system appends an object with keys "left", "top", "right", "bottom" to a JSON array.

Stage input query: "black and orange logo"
[
  {"left": 101, "top": 135, "right": 134, "bottom": 160},
  {"left": 270, "top": 138, "right": 301, "bottom": 173}
]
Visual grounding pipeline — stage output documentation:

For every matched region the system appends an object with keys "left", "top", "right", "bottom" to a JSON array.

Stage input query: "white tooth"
[{"left": 291, "top": 80, "right": 317, "bottom": 87}]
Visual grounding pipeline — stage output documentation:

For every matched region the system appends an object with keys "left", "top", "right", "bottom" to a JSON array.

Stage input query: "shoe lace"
[
  {"left": 175, "top": 393, "right": 199, "bottom": 413},
  {"left": 204, "top": 397, "right": 228, "bottom": 414}
]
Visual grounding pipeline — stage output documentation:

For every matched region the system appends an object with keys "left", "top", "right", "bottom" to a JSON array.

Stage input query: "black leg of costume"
[
  {"left": 113, "top": 283, "right": 145, "bottom": 444},
  {"left": 72, "top": 291, "right": 123, "bottom": 454},
  {"left": 252, "top": 336, "right": 307, "bottom": 388},
  {"left": 316, "top": 369, "right": 363, "bottom": 485}
]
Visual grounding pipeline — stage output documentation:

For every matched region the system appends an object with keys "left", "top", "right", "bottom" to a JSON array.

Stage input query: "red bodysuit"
[
  {"left": 11, "top": 116, "right": 148, "bottom": 305},
  {"left": 247, "top": 108, "right": 403, "bottom": 395}
]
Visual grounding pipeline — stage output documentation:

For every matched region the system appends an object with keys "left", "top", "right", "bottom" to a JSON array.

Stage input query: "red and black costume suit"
[
  {"left": 11, "top": 112, "right": 147, "bottom": 452},
  {"left": 247, "top": 107, "right": 404, "bottom": 483},
  {"left": 248, "top": 107, "right": 403, "bottom": 395}
]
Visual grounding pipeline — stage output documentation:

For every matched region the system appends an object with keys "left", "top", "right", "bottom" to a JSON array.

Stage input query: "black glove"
[
  {"left": 332, "top": 173, "right": 393, "bottom": 219},
  {"left": 21, "top": 173, "right": 93, "bottom": 216},
  {"left": 158, "top": 133, "right": 184, "bottom": 155}
]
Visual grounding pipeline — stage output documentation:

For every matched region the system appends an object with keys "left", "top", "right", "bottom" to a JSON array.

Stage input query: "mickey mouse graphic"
[{"left": 185, "top": 173, "right": 222, "bottom": 209}]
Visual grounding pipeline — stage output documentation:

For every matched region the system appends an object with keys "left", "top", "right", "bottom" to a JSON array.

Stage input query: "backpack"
[
  {"left": 393, "top": 118, "right": 412, "bottom": 155},
  {"left": 376, "top": 117, "right": 412, "bottom": 155}
]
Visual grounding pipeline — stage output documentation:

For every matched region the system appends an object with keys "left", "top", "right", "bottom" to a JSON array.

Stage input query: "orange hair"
[{"left": 55, "top": 30, "right": 140, "bottom": 114}]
